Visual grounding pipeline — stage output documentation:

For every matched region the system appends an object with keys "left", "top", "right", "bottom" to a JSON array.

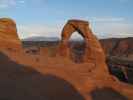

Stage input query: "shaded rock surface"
[
  {"left": 100, "top": 38, "right": 133, "bottom": 84},
  {"left": 100, "top": 37, "right": 133, "bottom": 59},
  {"left": 0, "top": 52, "right": 85, "bottom": 100}
]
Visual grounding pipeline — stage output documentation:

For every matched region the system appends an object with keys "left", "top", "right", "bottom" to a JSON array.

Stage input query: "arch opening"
[
  {"left": 59, "top": 19, "right": 106, "bottom": 65},
  {"left": 69, "top": 32, "right": 84, "bottom": 41},
  {"left": 69, "top": 32, "right": 86, "bottom": 63},
  {"left": 59, "top": 20, "right": 89, "bottom": 62}
]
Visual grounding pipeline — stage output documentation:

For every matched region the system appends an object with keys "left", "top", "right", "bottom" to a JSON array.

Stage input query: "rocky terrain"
[
  {"left": 100, "top": 38, "right": 133, "bottom": 83},
  {"left": 22, "top": 37, "right": 133, "bottom": 83},
  {"left": 0, "top": 18, "right": 133, "bottom": 100},
  {"left": 100, "top": 38, "right": 133, "bottom": 59}
]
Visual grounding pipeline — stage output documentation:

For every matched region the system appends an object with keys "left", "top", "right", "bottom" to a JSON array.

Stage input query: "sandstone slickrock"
[
  {"left": 59, "top": 19, "right": 133, "bottom": 99},
  {"left": 0, "top": 18, "right": 133, "bottom": 100},
  {"left": 0, "top": 18, "right": 20, "bottom": 44}
]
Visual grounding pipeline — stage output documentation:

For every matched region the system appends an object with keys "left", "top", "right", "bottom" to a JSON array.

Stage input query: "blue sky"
[{"left": 0, "top": 0, "right": 133, "bottom": 39}]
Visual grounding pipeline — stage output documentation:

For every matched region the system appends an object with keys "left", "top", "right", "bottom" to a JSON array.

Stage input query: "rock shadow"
[
  {"left": 90, "top": 87, "right": 128, "bottom": 100},
  {"left": 69, "top": 41, "right": 85, "bottom": 63},
  {"left": 0, "top": 52, "right": 85, "bottom": 100}
]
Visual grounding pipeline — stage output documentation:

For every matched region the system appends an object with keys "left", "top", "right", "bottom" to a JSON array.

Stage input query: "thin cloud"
[
  {"left": 0, "top": 4, "right": 9, "bottom": 8},
  {"left": 17, "top": 21, "right": 133, "bottom": 39},
  {"left": 0, "top": 0, "right": 25, "bottom": 9},
  {"left": 88, "top": 16, "right": 133, "bottom": 38},
  {"left": 18, "top": 24, "right": 63, "bottom": 39},
  {"left": 18, "top": 0, "right": 25, "bottom": 4},
  {"left": 17, "top": 17, "right": 133, "bottom": 39},
  {"left": 90, "top": 17, "right": 125, "bottom": 22},
  {"left": 92, "top": 22, "right": 133, "bottom": 38}
]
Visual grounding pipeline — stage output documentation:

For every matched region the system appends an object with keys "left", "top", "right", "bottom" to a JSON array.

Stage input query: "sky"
[{"left": 0, "top": 0, "right": 133, "bottom": 39}]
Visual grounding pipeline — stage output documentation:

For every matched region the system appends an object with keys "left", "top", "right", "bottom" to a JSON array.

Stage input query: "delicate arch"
[
  {"left": 61, "top": 20, "right": 89, "bottom": 42},
  {"left": 59, "top": 19, "right": 107, "bottom": 67}
]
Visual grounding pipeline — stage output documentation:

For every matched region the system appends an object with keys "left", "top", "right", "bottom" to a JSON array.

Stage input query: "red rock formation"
[
  {"left": 59, "top": 19, "right": 109, "bottom": 78},
  {"left": 0, "top": 18, "right": 20, "bottom": 44},
  {"left": 112, "top": 38, "right": 133, "bottom": 57},
  {"left": 0, "top": 18, "right": 133, "bottom": 100},
  {"left": 100, "top": 38, "right": 117, "bottom": 55},
  {"left": 60, "top": 20, "right": 105, "bottom": 59},
  {"left": 100, "top": 38, "right": 133, "bottom": 59},
  {"left": 0, "top": 18, "right": 21, "bottom": 52},
  {"left": 59, "top": 20, "right": 133, "bottom": 99}
]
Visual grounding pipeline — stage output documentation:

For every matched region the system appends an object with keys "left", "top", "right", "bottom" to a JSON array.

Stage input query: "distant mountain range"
[
  {"left": 22, "top": 36, "right": 84, "bottom": 41},
  {"left": 22, "top": 36, "right": 60, "bottom": 41}
]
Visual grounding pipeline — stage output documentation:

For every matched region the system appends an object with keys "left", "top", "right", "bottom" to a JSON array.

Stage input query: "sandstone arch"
[
  {"left": 0, "top": 18, "right": 133, "bottom": 99},
  {"left": 59, "top": 20, "right": 133, "bottom": 99},
  {"left": 60, "top": 20, "right": 107, "bottom": 67}
]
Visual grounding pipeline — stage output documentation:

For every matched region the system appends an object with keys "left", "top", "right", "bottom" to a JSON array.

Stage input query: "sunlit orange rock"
[
  {"left": 59, "top": 19, "right": 109, "bottom": 78},
  {"left": 59, "top": 20, "right": 133, "bottom": 100},
  {"left": 60, "top": 20, "right": 105, "bottom": 59},
  {"left": 0, "top": 18, "right": 133, "bottom": 100},
  {"left": 0, "top": 18, "right": 20, "bottom": 44}
]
